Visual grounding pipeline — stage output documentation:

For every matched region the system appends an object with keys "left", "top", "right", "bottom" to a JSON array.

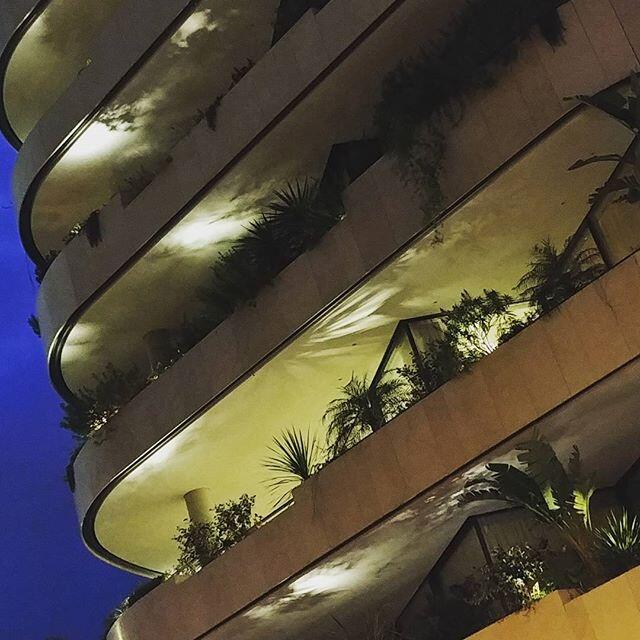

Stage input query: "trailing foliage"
[
  {"left": 204, "top": 95, "right": 223, "bottom": 130},
  {"left": 375, "top": 0, "right": 564, "bottom": 215},
  {"left": 202, "top": 60, "right": 254, "bottom": 131},
  {"left": 263, "top": 427, "right": 324, "bottom": 506},
  {"left": 323, "top": 374, "right": 408, "bottom": 459},
  {"left": 64, "top": 441, "right": 84, "bottom": 492},
  {"left": 229, "top": 59, "right": 254, "bottom": 89},
  {"left": 60, "top": 363, "right": 142, "bottom": 437},
  {"left": 101, "top": 576, "right": 165, "bottom": 640},
  {"left": 516, "top": 237, "right": 606, "bottom": 315},
  {"left": 173, "top": 494, "right": 259, "bottom": 575}
]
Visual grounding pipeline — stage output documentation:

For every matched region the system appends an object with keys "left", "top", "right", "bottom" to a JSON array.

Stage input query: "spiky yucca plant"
[
  {"left": 324, "top": 374, "right": 408, "bottom": 459},
  {"left": 201, "top": 178, "right": 343, "bottom": 322},
  {"left": 516, "top": 237, "right": 606, "bottom": 315},
  {"left": 264, "top": 179, "right": 344, "bottom": 254},
  {"left": 263, "top": 428, "right": 324, "bottom": 506},
  {"left": 596, "top": 509, "right": 640, "bottom": 573},
  {"left": 236, "top": 215, "right": 295, "bottom": 274}
]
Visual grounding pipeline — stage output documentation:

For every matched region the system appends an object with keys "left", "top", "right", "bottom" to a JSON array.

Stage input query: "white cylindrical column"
[{"left": 184, "top": 487, "right": 214, "bottom": 524}]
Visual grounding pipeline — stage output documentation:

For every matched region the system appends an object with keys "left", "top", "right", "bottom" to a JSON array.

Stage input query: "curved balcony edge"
[
  {"left": 38, "top": 0, "right": 640, "bottom": 401},
  {"left": 36, "top": 0, "right": 424, "bottom": 399},
  {"left": 16, "top": 0, "right": 398, "bottom": 267},
  {"left": 93, "top": 250, "right": 640, "bottom": 638},
  {"left": 0, "top": 0, "right": 50, "bottom": 149},
  {"left": 13, "top": 0, "right": 195, "bottom": 266}
]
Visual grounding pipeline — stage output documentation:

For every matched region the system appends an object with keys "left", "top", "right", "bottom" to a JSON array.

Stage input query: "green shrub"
[
  {"left": 459, "top": 545, "right": 554, "bottom": 615},
  {"left": 396, "top": 290, "right": 519, "bottom": 405},
  {"left": 173, "top": 494, "right": 259, "bottom": 575},
  {"left": 324, "top": 374, "right": 408, "bottom": 459},
  {"left": 60, "top": 363, "right": 142, "bottom": 437},
  {"left": 516, "top": 237, "right": 606, "bottom": 315}
]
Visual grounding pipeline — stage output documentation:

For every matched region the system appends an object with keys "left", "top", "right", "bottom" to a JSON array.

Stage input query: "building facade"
[{"left": 3, "top": 0, "right": 640, "bottom": 638}]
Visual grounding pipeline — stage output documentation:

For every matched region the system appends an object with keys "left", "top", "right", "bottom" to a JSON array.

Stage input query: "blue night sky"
[{"left": 0, "top": 138, "right": 139, "bottom": 638}]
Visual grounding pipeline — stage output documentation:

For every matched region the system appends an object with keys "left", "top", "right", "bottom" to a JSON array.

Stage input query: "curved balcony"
[
  {"left": 37, "top": 0, "right": 474, "bottom": 400},
  {"left": 14, "top": 0, "right": 343, "bottom": 266},
  {"left": 70, "top": 75, "right": 640, "bottom": 579},
  {"left": 0, "top": 0, "right": 128, "bottom": 147},
  {"left": 39, "top": 0, "right": 639, "bottom": 403},
  {"left": 100, "top": 256, "right": 640, "bottom": 638}
]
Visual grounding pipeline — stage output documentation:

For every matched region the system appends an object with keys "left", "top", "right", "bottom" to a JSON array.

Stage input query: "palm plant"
[
  {"left": 264, "top": 179, "right": 343, "bottom": 254},
  {"left": 206, "top": 245, "right": 268, "bottom": 313},
  {"left": 460, "top": 436, "right": 602, "bottom": 585},
  {"left": 235, "top": 215, "right": 295, "bottom": 274},
  {"left": 516, "top": 237, "right": 606, "bottom": 315},
  {"left": 324, "top": 374, "right": 408, "bottom": 459},
  {"left": 263, "top": 427, "right": 323, "bottom": 506}
]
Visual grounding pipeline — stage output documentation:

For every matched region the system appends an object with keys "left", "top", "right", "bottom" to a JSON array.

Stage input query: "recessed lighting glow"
[
  {"left": 165, "top": 217, "right": 249, "bottom": 250},
  {"left": 289, "top": 565, "right": 355, "bottom": 596},
  {"left": 65, "top": 122, "right": 131, "bottom": 162},
  {"left": 171, "top": 9, "right": 219, "bottom": 49}
]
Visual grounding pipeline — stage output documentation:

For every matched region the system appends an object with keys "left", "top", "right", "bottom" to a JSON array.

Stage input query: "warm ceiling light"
[
  {"left": 171, "top": 9, "right": 219, "bottom": 49},
  {"left": 65, "top": 121, "right": 131, "bottom": 163},
  {"left": 289, "top": 565, "right": 355, "bottom": 596},
  {"left": 165, "top": 217, "right": 248, "bottom": 251}
]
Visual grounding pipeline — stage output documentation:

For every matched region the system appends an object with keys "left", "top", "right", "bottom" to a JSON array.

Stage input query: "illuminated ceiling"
[
  {"left": 92, "top": 108, "right": 635, "bottom": 573},
  {"left": 27, "top": 0, "right": 281, "bottom": 257},
  {"left": 119, "top": 358, "right": 640, "bottom": 640},
  {"left": 3, "top": 0, "right": 126, "bottom": 142},
  {"left": 58, "top": 0, "right": 463, "bottom": 395}
]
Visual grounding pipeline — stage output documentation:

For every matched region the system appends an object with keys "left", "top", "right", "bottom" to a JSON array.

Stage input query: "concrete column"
[
  {"left": 184, "top": 488, "right": 214, "bottom": 524},
  {"left": 143, "top": 328, "right": 175, "bottom": 371}
]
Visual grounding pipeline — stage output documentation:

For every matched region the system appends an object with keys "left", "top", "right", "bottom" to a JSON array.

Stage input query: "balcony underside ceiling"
[
  {"left": 2, "top": 0, "right": 126, "bottom": 144},
  {"left": 124, "top": 358, "right": 640, "bottom": 640},
  {"left": 27, "top": 0, "right": 281, "bottom": 257},
  {"left": 90, "top": 108, "right": 637, "bottom": 573},
  {"left": 55, "top": 0, "right": 463, "bottom": 395}
]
